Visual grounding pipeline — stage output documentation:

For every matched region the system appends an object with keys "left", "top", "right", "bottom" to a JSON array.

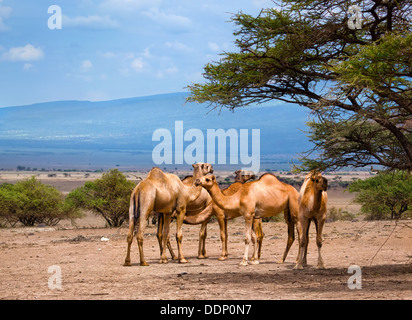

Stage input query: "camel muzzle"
[
  {"left": 194, "top": 179, "right": 201, "bottom": 186},
  {"left": 322, "top": 178, "right": 328, "bottom": 191}
]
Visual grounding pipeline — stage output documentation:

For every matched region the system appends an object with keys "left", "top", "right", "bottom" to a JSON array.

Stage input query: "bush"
[
  {"left": 327, "top": 207, "right": 356, "bottom": 222},
  {"left": 67, "top": 169, "right": 136, "bottom": 227},
  {"left": 348, "top": 171, "right": 412, "bottom": 220},
  {"left": 0, "top": 177, "right": 82, "bottom": 227}
]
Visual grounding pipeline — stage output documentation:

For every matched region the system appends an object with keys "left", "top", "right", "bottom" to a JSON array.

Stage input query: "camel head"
[
  {"left": 194, "top": 174, "right": 216, "bottom": 189},
  {"left": 192, "top": 163, "right": 213, "bottom": 176},
  {"left": 234, "top": 170, "right": 256, "bottom": 183},
  {"left": 309, "top": 170, "right": 328, "bottom": 192}
]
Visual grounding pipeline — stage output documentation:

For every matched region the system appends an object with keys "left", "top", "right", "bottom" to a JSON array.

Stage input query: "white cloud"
[
  {"left": 2, "top": 44, "right": 44, "bottom": 62},
  {"left": 143, "top": 8, "right": 192, "bottom": 30},
  {"left": 63, "top": 15, "right": 119, "bottom": 29},
  {"left": 165, "top": 41, "right": 191, "bottom": 52},
  {"left": 0, "top": 3, "right": 11, "bottom": 31},
  {"left": 81, "top": 60, "right": 93, "bottom": 70},
  {"left": 100, "top": 0, "right": 162, "bottom": 12},
  {"left": 208, "top": 42, "right": 220, "bottom": 52},
  {"left": 131, "top": 57, "right": 144, "bottom": 72},
  {"left": 23, "top": 63, "right": 34, "bottom": 71}
]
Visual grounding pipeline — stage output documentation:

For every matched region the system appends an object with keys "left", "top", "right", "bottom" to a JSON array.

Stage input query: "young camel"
[
  {"left": 158, "top": 170, "right": 257, "bottom": 261},
  {"left": 195, "top": 173, "right": 300, "bottom": 266},
  {"left": 123, "top": 163, "right": 213, "bottom": 266},
  {"left": 294, "top": 170, "right": 328, "bottom": 270}
]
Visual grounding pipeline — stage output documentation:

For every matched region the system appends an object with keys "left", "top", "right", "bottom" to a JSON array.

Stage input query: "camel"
[
  {"left": 195, "top": 173, "right": 300, "bottom": 266},
  {"left": 123, "top": 163, "right": 213, "bottom": 266},
  {"left": 158, "top": 170, "right": 257, "bottom": 261},
  {"left": 294, "top": 170, "right": 328, "bottom": 270}
]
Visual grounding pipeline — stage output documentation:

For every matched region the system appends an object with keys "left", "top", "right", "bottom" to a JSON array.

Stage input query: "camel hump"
[
  {"left": 258, "top": 172, "right": 281, "bottom": 183},
  {"left": 147, "top": 167, "right": 167, "bottom": 181}
]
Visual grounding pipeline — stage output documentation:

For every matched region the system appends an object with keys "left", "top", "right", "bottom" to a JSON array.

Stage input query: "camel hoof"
[
  {"left": 218, "top": 256, "right": 227, "bottom": 261},
  {"left": 159, "top": 258, "right": 168, "bottom": 264},
  {"left": 293, "top": 263, "right": 304, "bottom": 270},
  {"left": 317, "top": 263, "right": 326, "bottom": 269},
  {"left": 171, "top": 256, "right": 178, "bottom": 260},
  {"left": 140, "top": 261, "right": 149, "bottom": 266},
  {"left": 179, "top": 258, "right": 188, "bottom": 264},
  {"left": 239, "top": 259, "right": 248, "bottom": 266},
  {"left": 197, "top": 254, "right": 208, "bottom": 259},
  {"left": 277, "top": 259, "right": 285, "bottom": 264},
  {"left": 250, "top": 260, "right": 259, "bottom": 265},
  {"left": 123, "top": 261, "right": 132, "bottom": 267}
]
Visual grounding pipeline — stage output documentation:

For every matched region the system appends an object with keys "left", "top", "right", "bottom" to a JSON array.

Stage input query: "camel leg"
[
  {"left": 255, "top": 219, "right": 264, "bottom": 260},
  {"left": 123, "top": 218, "right": 135, "bottom": 266},
  {"left": 156, "top": 213, "right": 164, "bottom": 253},
  {"left": 249, "top": 225, "right": 259, "bottom": 264},
  {"left": 314, "top": 217, "right": 326, "bottom": 269},
  {"left": 197, "top": 220, "right": 209, "bottom": 259},
  {"left": 157, "top": 213, "right": 178, "bottom": 260},
  {"left": 294, "top": 216, "right": 309, "bottom": 270},
  {"left": 159, "top": 213, "right": 172, "bottom": 264},
  {"left": 279, "top": 212, "right": 295, "bottom": 264},
  {"left": 136, "top": 208, "right": 151, "bottom": 266},
  {"left": 303, "top": 219, "right": 311, "bottom": 266},
  {"left": 240, "top": 213, "right": 253, "bottom": 266},
  {"left": 175, "top": 208, "right": 188, "bottom": 263},
  {"left": 216, "top": 209, "right": 228, "bottom": 261}
]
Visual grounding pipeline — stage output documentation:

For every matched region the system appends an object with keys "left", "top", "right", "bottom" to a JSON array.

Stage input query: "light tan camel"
[
  {"left": 186, "top": 170, "right": 258, "bottom": 260},
  {"left": 123, "top": 163, "right": 213, "bottom": 266},
  {"left": 294, "top": 170, "right": 328, "bottom": 270},
  {"left": 212, "top": 171, "right": 264, "bottom": 261},
  {"left": 158, "top": 170, "right": 257, "bottom": 261},
  {"left": 195, "top": 173, "right": 300, "bottom": 266}
]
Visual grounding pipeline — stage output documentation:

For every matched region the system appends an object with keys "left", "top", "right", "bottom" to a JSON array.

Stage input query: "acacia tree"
[{"left": 187, "top": 0, "right": 412, "bottom": 171}]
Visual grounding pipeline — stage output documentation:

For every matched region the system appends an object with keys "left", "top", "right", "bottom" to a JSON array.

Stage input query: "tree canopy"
[
  {"left": 67, "top": 169, "right": 136, "bottom": 227},
  {"left": 187, "top": 0, "right": 412, "bottom": 171}
]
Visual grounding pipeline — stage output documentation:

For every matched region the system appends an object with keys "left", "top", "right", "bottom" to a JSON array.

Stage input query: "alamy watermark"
[
  {"left": 48, "top": 265, "right": 62, "bottom": 290},
  {"left": 48, "top": 5, "right": 62, "bottom": 30},
  {"left": 152, "top": 121, "right": 261, "bottom": 173},
  {"left": 347, "top": 265, "right": 362, "bottom": 289},
  {"left": 347, "top": 5, "right": 362, "bottom": 30}
]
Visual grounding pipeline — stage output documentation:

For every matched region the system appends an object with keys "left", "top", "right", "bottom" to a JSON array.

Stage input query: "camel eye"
[
  {"left": 315, "top": 179, "right": 319, "bottom": 183},
  {"left": 206, "top": 178, "right": 210, "bottom": 182}
]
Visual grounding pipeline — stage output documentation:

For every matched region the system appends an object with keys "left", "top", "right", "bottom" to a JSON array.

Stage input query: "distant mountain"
[{"left": 0, "top": 92, "right": 313, "bottom": 171}]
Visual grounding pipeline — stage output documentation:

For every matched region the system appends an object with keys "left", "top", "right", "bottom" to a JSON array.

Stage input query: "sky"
[{"left": 0, "top": 0, "right": 275, "bottom": 107}]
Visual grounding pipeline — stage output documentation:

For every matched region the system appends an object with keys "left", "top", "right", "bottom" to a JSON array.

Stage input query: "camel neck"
[
  {"left": 186, "top": 168, "right": 204, "bottom": 202},
  {"left": 305, "top": 181, "right": 322, "bottom": 210},
  {"left": 206, "top": 182, "right": 239, "bottom": 211}
]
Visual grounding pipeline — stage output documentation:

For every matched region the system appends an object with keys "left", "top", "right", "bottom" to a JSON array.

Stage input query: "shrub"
[
  {"left": 0, "top": 177, "right": 82, "bottom": 227},
  {"left": 348, "top": 171, "right": 412, "bottom": 220},
  {"left": 67, "top": 169, "right": 136, "bottom": 227}
]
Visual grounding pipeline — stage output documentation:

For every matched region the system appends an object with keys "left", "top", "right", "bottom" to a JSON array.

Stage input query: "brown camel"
[
  {"left": 123, "top": 163, "right": 213, "bottom": 266},
  {"left": 159, "top": 170, "right": 257, "bottom": 261},
  {"left": 195, "top": 173, "right": 299, "bottom": 266},
  {"left": 294, "top": 170, "right": 328, "bottom": 270}
]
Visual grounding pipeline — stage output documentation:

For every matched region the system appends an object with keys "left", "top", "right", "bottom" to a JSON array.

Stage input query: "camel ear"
[
  {"left": 192, "top": 163, "right": 198, "bottom": 168},
  {"left": 212, "top": 176, "right": 216, "bottom": 181}
]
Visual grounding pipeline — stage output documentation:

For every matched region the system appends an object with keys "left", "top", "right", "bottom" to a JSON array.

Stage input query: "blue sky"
[{"left": 0, "top": 0, "right": 274, "bottom": 107}]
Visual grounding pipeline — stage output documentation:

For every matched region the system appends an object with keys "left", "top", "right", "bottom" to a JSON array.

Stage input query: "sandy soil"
[
  {"left": 0, "top": 172, "right": 411, "bottom": 300},
  {"left": 0, "top": 215, "right": 411, "bottom": 300}
]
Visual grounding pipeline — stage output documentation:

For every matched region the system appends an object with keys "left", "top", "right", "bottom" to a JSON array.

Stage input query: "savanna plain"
[{"left": 0, "top": 171, "right": 411, "bottom": 300}]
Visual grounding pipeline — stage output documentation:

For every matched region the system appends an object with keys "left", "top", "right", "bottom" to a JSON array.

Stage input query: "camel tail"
[{"left": 129, "top": 190, "right": 141, "bottom": 224}]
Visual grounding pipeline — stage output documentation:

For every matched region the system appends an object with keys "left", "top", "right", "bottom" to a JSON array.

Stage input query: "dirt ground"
[
  {"left": 0, "top": 173, "right": 411, "bottom": 300},
  {"left": 1, "top": 215, "right": 411, "bottom": 300}
]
